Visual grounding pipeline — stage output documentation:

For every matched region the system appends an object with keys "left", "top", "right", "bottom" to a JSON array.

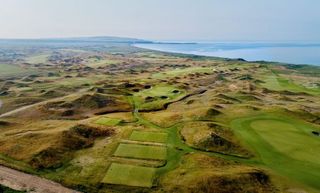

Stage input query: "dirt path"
[
  {"left": 0, "top": 165, "right": 80, "bottom": 193},
  {"left": 0, "top": 102, "right": 39, "bottom": 118}
]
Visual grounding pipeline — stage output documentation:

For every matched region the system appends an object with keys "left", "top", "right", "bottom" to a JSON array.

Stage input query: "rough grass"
[
  {"left": 114, "top": 143, "right": 167, "bottom": 160},
  {"left": 152, "top": 67, "right": 214, "bottom": 78},
  {"left": 85, "top": 58, "right": 121, "bottom": 68},
  {"left": 129, "top": 131, "right": 168, "bottom": 143},
  {"left": 160, "top": 154, "right": 275, "bottom": 193},
  {"left": 0, "top": 185, "right": 26, "bottom": 193},
  {"left": 180, "top": 122, "right": 250, "bottom": 156},
  {"left": 231, "top": 114, "right": 320, "bottom": 191},
  {"left": 30, "top": 124, "right": 114, "bottom": 169},
  {"left": 102, "top": 163, "right": 155, "bottom": 187}
]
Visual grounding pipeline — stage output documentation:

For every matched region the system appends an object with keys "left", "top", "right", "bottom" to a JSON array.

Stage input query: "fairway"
[
  {"left": 114, "top": 143, "right": 167, "bottom": 160},
  {"left": 95, "top": 117, "right": 122, "bottom": 126},
  {"left": 261, "top": 74, "right": 283, "bottom": 90},
  {"left": 102, "top": 163, "right": 155, "bottom": 187},
  {"left": 25, "top": 54, "right": 50, "bottom": 64},
  {"left": 231, "top": 115, "right": 320, "bottom": 190},
  {"left": 0, "top": 64, "right": 32, "bottom": 78},
  {"left": 130, "top": 131, "right": 168, "bottom": 143},
  {"left": 250, "top": 119, "right": 320, "bottom": 164},
  {"left": 261, "top": 73, "right": 320, "bottom": 95}
]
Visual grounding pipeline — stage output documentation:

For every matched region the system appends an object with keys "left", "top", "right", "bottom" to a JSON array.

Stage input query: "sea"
[{"left": 134, "top": 42, "right": 320, "bottom": 66}]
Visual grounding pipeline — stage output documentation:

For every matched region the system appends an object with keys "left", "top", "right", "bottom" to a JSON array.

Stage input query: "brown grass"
[
  {"left": 29, "top": 124, "right": 114, "bottom": 169},
  {"left": 158, "top": 154, "right": 276, "bottom": 193}
]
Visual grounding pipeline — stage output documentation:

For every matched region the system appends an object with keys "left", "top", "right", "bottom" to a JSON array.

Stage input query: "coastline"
[{"left": 133, "top": 42, "right": 320, "bottom": 66}]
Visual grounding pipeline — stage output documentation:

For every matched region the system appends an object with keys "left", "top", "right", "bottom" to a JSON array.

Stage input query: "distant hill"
[{"left": 0, "top": 36, "right": 151, "bottom": 47}]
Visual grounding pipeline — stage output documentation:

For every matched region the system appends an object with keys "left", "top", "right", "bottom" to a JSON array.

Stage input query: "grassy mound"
[
  {"left": 41, "top": 92, "right": 131, "bottom": 119},
  {"left": 73, "top": 93, "right": 115, "bottom": 108},
  {"left": 181, "top": 122, "right": 249, "bottom": 156},
  {"left": 197, "top": 133, "right": 238, "bottom": 152},
  {"left": 0, "top": 185, "right": 26, "bottom": 193},
  {"left": 40, "top": 90, "right": 65, "bottom": 98},
  {"left": 29, "top": 147, "right": 68, "bottom": 169},
  {"left": 190, "top": 170, "right": 274, "bottom": 193},
  {"left": 30, "top": 124, "right": 114, "bottom": 169},
  {"left": 206, "top": 108, "right": 222, "bottom": 117},
  {"left": 160, "top": 154, "right": 275, "bottom": 193},
  {"left": 0, "top": 120, "right": 11, "bottom": 126}
]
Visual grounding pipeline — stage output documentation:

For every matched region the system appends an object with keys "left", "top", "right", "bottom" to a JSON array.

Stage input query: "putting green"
[
  {"left": 102, "top": 163, "right": 155, "bottom": 187},
  {"left": 133, "top": 85, "right": 186, "bottom": 110},
  {"left": 129, "top": 131, "right": 168, "bottom": 143},
  {"left": 134, "top": 85, "right": 182, "bottom": 98},
  {"left": 231, "top": 115, "right": 320, "bottom": 190},
  {"left": 95, "top": 117, "right": 122, "bottom": 126},
  {"left": 114, "top": 143, "right": 167, "bottom": 160}
]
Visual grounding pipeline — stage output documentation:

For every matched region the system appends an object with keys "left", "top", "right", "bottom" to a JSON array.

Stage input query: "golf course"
[{"left": 0, "top": 37, "right": 319, "bottom": 193}]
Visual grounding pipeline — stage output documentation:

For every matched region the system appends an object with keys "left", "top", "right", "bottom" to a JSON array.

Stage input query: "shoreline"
[{"left": 133, "top": 43, "right": 320, "bottom": 67}]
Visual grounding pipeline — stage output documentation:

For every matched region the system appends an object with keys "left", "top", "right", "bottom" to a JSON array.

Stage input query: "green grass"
[
  {"left": 114, "top": 143, "right": 167, "bottom": 160},
  {"left": 261, "top": 73, "right": 320, "bottom": 95},
  {"left": 0, "top": 64, "right": 33, "bottom": 78},
  {"left": 152, "top": 67, "right": 214, "bottom": 78},
  {"left": 133, "top": 85, "right": 186, "bottom": 110},
  {"left": 250, "top": 119, "right": 320, "bottom": 164},
  {"left": 261, "top": 74, "right": 283, "bottom": 90},
  {"left": 95, "top": 117, "right": 122, "bottom": 126},
  {"left": 102, "top": 163, "right": 156, "bottom": 187},
  {"left": 129, "top": 131, "right": 168, "bottom": 143},
  {"left": 231, "top": 114, "right": 320, "bottom": 191},
  {"left": 25, "top": 54, "right": 50, "bottom": 64}
]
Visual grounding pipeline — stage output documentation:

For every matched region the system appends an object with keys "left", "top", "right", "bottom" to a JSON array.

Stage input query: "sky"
[{"left": 0, "top": 0, "right": 319, "bottom": 41}]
